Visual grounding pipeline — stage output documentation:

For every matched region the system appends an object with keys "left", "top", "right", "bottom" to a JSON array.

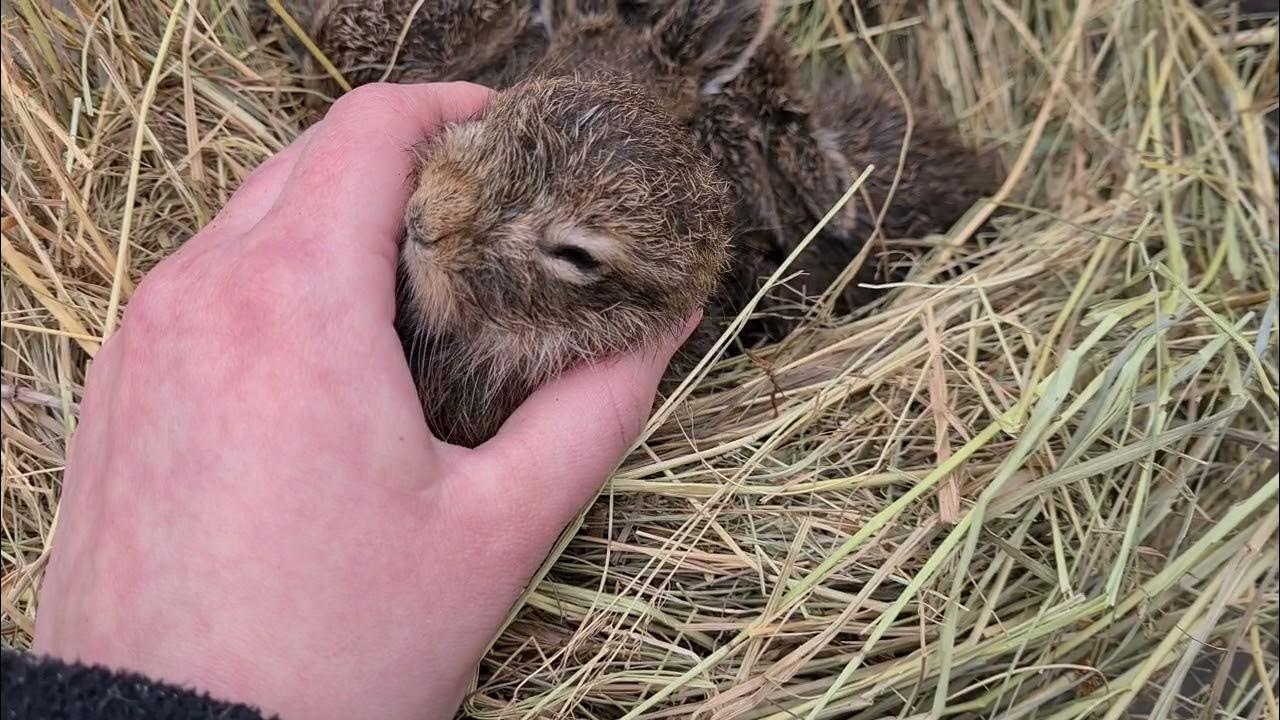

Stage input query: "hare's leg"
[
  {"left": 753, "top": 100, "right": 894, "bottom": 320},
  {"left": 688, "top": 86, "right": 880, "bottom": 342},
  {"left": 689, "top": 98, "right": 813, "bottom": 345}
]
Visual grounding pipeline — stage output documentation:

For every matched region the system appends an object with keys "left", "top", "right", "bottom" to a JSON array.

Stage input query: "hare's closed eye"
[
  {"left": 549, "top": 244, "right": 599, "bottom": 271},
  {"left": 538, "top": 227, "right": 623, "bottom": 284},
  {"left": 541, "top": 241, "right": 604, "bottom": 284}
]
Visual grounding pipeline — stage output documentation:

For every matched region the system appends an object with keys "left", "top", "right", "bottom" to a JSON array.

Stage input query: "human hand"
[{"left": 33, "top": 82, "right": 694, "bottom": 719}]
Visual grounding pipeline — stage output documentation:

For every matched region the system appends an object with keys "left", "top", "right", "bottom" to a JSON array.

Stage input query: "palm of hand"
[{"left": 33, "top": 82, "right": 692, "bottom": 720}]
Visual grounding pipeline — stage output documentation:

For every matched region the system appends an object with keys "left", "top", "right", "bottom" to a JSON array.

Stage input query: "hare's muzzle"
[
  {"left": 404, "top": 207, "right": 432, "bottom": 247},
  {"left": 400, "top": 242, "right": 463, "bottom": 333}
]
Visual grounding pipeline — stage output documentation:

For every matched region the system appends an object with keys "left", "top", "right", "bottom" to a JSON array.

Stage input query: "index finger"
[{"left": 266, "top": 82, "right": 493, "bottom": 264}]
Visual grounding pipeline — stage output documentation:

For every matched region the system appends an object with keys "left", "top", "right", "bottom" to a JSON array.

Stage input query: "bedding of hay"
[{"left": 2, "top": 1, "right": 1278, "bottom": 718}]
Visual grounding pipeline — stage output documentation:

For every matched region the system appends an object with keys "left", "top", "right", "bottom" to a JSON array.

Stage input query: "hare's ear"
[
  {"left": 538, "top": 0, "right": 617, "bottom": 35},
  {"left": 537, "top": 0, "right": 567, "bottom": 35},
  {"left": 250, "top": 0, "right": 332, "bottom": 35},
  {"left": 654, "top": 0, "right": 779, "bottom": 94}
]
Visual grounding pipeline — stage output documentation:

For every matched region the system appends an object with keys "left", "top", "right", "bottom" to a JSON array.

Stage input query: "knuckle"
[
  {"left": 328, "top": 83, "right": 406, "bottom": 121},
  {"left": 237, "top": 156, "right": 285, "bottom": 198},
  {"left": 220, "top": 249, "right": 308, "bottom": 328},
  {"left": 123, "top": 263, "right": 189, "bottom": 332},
  {"left": 123, "top": 242, "right": 312, "bottom": 345}
]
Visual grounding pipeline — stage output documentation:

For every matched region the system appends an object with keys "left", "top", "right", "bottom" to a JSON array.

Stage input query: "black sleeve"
[{"left": 1, "top": 647, "right": 276, "bottom": 720}]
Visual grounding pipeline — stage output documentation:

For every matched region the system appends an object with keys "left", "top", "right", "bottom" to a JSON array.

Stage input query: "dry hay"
[{"left": 2, "top": 1, "right": 1278, "bottom": 718}]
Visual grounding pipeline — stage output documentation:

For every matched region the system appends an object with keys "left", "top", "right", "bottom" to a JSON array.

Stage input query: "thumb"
[{"left": 470, "top": 315, "right": 700, "bottom": 525}]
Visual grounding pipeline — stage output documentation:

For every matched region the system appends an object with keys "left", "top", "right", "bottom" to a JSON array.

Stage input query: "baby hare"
[
  {"left": 252, "top": 0, "right": 1001, "bottom": 446},
  {"left": 396, "top": 76, "right": 732, "bottom": 446}
]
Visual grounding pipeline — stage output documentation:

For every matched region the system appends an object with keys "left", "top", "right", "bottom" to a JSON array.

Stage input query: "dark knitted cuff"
[{"left": 0, "top": 647, "right": 275, "bottom": 720}]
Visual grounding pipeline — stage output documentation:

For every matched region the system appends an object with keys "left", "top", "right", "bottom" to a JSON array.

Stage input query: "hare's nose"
[{"left": 405, "top": 208, "right": 432, "bottom": 247}]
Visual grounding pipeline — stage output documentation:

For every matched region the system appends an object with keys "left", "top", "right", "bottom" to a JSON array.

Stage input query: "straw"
[{"left": 2, "top": 1, "right": 1277, "bottom": 718}]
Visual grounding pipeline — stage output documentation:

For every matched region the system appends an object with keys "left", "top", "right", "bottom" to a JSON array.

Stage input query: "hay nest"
[{"left": 3, "top": 1, "right": 1278, "bottom": 718}]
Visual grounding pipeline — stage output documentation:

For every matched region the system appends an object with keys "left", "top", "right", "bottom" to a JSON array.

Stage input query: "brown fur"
[
  {"left": 253, "top": 0, "right": 1002, "bottom": 446},
  {"left": 251, "top": 0, "right": 545, "bottom": 92}
]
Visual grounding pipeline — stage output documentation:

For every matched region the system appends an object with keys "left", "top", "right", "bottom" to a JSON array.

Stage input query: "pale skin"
[{"left": 33, "top": 82, "right": 696, "bottom": 719}]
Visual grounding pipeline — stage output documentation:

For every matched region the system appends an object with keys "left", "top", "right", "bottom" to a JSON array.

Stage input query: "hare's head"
[
  {"left": 399, "top": 75, "right": 731, "bottom": 362},
  {"left": 399, "top": 75, "right": 731, "bottom": 446}
]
